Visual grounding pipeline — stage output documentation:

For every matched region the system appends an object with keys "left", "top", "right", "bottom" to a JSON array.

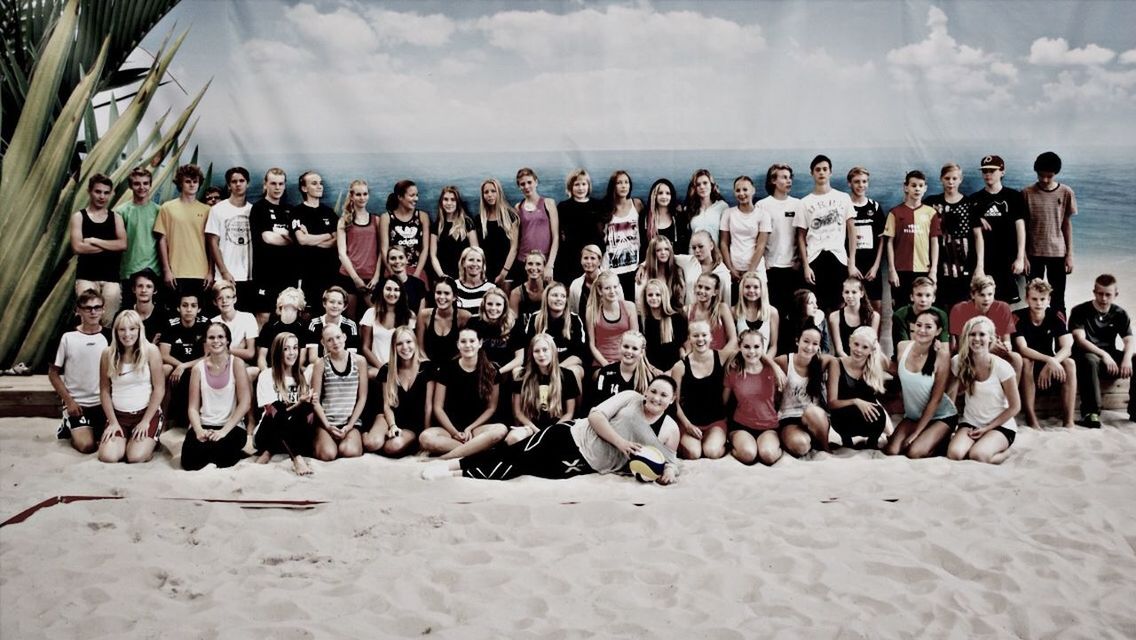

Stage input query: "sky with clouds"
[{"left": 137, "top": 0, "right": 1136, "bottom": 155}]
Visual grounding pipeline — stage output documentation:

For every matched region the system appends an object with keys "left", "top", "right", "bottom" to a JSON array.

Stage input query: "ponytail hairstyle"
[
  {"left": 387, "top": 179, "right": 416, "bottom": 214},
  {"left": 643, "top": 235, "right": 684, "bottom": 304},
  {"left": 692, "top": 272, "right": 724, "bottom": 329},
  {"left": 687, "top": 319, "right": 712, "bottom": 352},
  {"left": 458, "top": 246, "right": 488, "bottom": 285},
  {"left": 437, "top": 185, "right": 471, "bottom": 241},
  {"left": 109, "top": 309, "right": 147, "bottom": 375},
  {"left": 913, "top": 309, "right": 943, "bottom": 376},
  {"left": 689, "top": 229, "right": 723, "bottom": 270},
  {"left": 478, "top": 178, "right": 518, "bottom": 240},
  {"left": 841, "top": 277, "right": 873, "bottom": 326},
  {"left": 619, "top": 329, "right": 652, "bottom": 395},
  {"left": 534, "top": 282, "right": 572, "bottom": 341},
  {"left": 792, "top": 288, "right": 821, "bottom": 339},
  {"left": 849, "top": 326, "right": 890, "bottom": 394},
  {"left": 725, "top": 329, "right": 766, "bottom": 376},
  {"left": 734, "top": 271, "right": 770, "bottom": 324},
  {"left": 457, "top": 327, "right": 496, "bottom": 400},
  {"left": 956, "top": 316, "right": 996, "bottom": 396},
  {"left": 521, "top": 249, "right": 547, "bottom": 283},
  {"left": 384, "top": 326, "right": 422, "bottom": 409},
  {"left": 585, "top": 270, "right": 621, "bottom": 335},
  {"left": 795, "top": 325, "right": 826, "bottom": 402},
  {"left": 638, "top": 278, "right": 677, "bottom": 344},
  {"left": 518, "top": 333, "right": 563, "bottom": 421},
  {"left": 342, "top": 179, "right": 369, "bottom": 226},
  {"left": 269, "top": 332, "right": 310, "bottom": 400}
]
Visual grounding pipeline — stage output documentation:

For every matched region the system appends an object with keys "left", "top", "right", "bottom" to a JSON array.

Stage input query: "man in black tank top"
[{"left": 70, "top": 174, "right": 127, "bottom": 325}]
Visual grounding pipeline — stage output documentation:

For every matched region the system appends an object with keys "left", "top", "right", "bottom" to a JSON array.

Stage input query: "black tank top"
[
  {"left": 680, "top": 352, "right": 725, "bottom": 425},
  {"left": 423, "top": 308, "right": 459, "bottom": 363},
  {"left": 77, "top": 208, "right": 121, "bottom": 281}
]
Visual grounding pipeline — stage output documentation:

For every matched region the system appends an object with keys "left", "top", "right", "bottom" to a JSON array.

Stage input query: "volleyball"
[{"left": 629, "top": 446, "right": 667, "bottom": 482}]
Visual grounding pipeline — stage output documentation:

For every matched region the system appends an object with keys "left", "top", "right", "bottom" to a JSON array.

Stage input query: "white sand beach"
[{"left": 2, "top": 412, "right": 1134, "bottom": 639}]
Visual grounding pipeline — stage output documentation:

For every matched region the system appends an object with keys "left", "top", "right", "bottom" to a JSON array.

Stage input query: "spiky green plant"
[{"left": 0, "top": 0, "right": 206, "bottom": 368}]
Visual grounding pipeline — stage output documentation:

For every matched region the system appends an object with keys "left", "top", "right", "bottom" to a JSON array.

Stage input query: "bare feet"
[
  {"left": 255, "top": 451, "right": 271, "bottom": 464},
  {"left": 292, "top": 456, "right": 313, "bottom": 476}
]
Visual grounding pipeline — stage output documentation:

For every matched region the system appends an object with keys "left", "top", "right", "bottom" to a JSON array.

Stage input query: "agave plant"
[{"left": 0, "top": 0, "right": 207, "bottom": 368}]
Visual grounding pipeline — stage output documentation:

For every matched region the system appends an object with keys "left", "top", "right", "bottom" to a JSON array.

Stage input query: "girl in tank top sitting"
[
  {"left": 686, "top": 272, "right": 737, "bottom": 354},
  {"left": 828, "top": 277, "right": 880, "bottom": 358},
  {"left": 98, "top": 310, "right": 165, "bottom": 464},
  {"left": 254, "top": 332, "right": 315, "bottom": 476},
  {"left": 510, "top": 250, "right": 549, "bottom": 321},
  {"left": 774, "top": 325, "right": 833, "bottom": 457},
  {"left": 885, "top": 309, "right": 957, "bottom": 459},
  {"left": 311, "top": 323, "right": 367, "bottom": 462},
  {"left": 506, "top": 333, "right": 581, "bottom": 445},
  {"left": 826, "top": 326, "right": 891, "bottom": 450},
  {"left": 415, "top": 277, "right": 469, "bottom": 364},
  {"left": 670, "top": 320, "right": 727, "bottom": 460},
  {"left": 734, "top": 271, "right": 780, "bottom": 358},
  {"left": 514, "top": 168, "right": 559, "bottom": 282},
  {"left": 586, "top": 270, "right": 639, "bottom": 367},
  {"left": 183, "top": 322, "right": 252, "bottom": 470},
  {"left": 723, "top": 330, "right": 787, "bottom": 466},
  {"left": 368, "top": 326, "right": 432, "bottom": 458}
]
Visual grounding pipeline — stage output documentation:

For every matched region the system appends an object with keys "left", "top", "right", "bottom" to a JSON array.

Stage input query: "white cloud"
[
  {"left": 243, "top": 39, "right": 312, "bottom": 66},
  {"left": 1028, "top": 37, "right": 1116, "bottom": 65},
  {"left": 283, "top": 4, "right": 380, "bottom": 55},
  {"left": 472, "top": 5, "right": 764, "bottom": 70},
  {"left": 885, "top": 6, "right": 1017, "bottom": 111},
  {"left": 1119, "top": 49, "right": 1136, "bottom": 65},
  {"left": 1034, "top": 67, "right": 1136, "bottom": 111},
  {"left": 363, "top": 8, "right": 456, "bottom": 47}
]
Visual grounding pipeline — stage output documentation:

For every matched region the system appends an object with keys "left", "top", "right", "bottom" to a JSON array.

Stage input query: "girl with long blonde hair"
[
  {"left": 639, "top": 278, "right": 688, "bottom": 374},
  {"left": 638, "top": 235, "right": 685, "bottom": 309},
  {"left": 98, "top": 310, "right": 165, "bottom": 464},
  {"left": 686, "top": 272, "right": 737, "bottom": 354},
  {"left": 477, "top": 178, "right": 519, "bottom": 289},
  {"left": 946, "top": 316, "right": 1019, "bottom": 464},
  {"left": 826, "top": 326, "right": 891, "bottom": 450},
  {"left": 734, "top": 271, "right": 780, "bottom": 357},
  {"left": 507, "top": 333, "right": 580, "bottom": 444},
  {"left": 336, "top": 179, "right": 382, "bottom": 317},
  {"left": 586, "top": 269, "right": 639, "bottom": 366},
  {"left": 368, "top": 326, "right": 432, "bottom": 458},
  {"left": 723, "top": 330, "right": 785, "bottom": 465}
]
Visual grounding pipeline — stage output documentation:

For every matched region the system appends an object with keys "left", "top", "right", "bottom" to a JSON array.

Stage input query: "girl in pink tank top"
[
  {"left": 586, "top": 270, "right": 639, "bottom": 365},
  {"left": 514, "top": 168, "right": 559, "bottom": 280}
]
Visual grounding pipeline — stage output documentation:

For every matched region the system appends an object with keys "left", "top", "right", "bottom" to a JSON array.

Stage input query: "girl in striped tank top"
[{"left": 312, "top": 323, "right": 367, "bottom": 461}]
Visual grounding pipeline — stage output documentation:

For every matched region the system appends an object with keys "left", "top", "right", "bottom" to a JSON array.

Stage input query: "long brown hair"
[
  {"left": 269, "top": 332, "right": 310, "bottom": 400},
  {"left": 518, "top": 333, "right": 563, "bottom": 421}
]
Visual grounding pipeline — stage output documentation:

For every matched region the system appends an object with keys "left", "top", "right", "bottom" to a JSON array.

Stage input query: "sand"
[{"left": 2, "top": 413, "right": 1135, "bottom": 639}]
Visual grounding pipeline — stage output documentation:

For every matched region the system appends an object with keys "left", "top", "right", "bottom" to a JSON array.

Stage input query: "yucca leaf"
[{"left": 13, "top": 259, "right": 77, "bottom": 367}]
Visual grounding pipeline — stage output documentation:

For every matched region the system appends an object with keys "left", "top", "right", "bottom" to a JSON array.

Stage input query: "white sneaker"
[{"left": 421, "top": 462, "right": 452, "bottom": 480}]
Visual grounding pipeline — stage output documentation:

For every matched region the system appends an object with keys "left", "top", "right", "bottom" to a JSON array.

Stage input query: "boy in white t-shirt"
[
  {"left": 720, "top": 175, "right": 772, "bottom": 299},
  {"left": 758, "top": 163, "right": 803, "bottom": 322},
  {"left": 795, "top": 154, "right": 857, "bottom": 313},
  {"left": 205, "top": 167, "right": 254, "bottom": 305},
  {"left": 48, "top": 290, "right": 112, "bottom": 453}
]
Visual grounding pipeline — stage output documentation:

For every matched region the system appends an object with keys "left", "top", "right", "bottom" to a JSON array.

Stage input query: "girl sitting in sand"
[
  {"left": 183, "top": 322, "right": 252, "bottom": 470},
  {"left": 723, "top": 330, "right": 786, "bottom": 465},
  {"left": 97, "top": 310, "right": 165, "bottom": 464},
  {"left": 519, "top": 281, "right": 587, "bottom": 384},
  {"left": 253, "top": 332, "right": 314, "bottom": 476},
  {"left": 734, "top": 271, "right": 780, "bottom": 357},
  {"left": 368, "top": 326, "right": 432, "bottom": 458},
  {"left": 311, "top": 324, "right": 367, "bottom": 462},
  {"left": 639, "top": 278, "right": 688, "bottom": 375},
  {"left": 946, "top": 316, "right": 1019, "bottom": 464},
  {"left": 360, "top": 276, "right": 414, "bottom": 373},
  {"left": 419, "top": 328, "right": 508, "bottom": 459},
  {"left": 423, "top": 377, "right": 681, "bottom": 485},
  {"left": 886, "top": 309, "right": 957, "bottom": 459},
  {"left": 592, "top": 330, "right": 653, "bottom": 409},
  {"left": 826, "top": 326, "right": 891, "bottom": 450},
  {"left": 415, "top": 277, "right": 469, "bottom": 364},
  {"left": 507, "top": 333, "right": 580, "bottom": 444},
  {"left": 510, "top": 250, "right": 548, "bottom": 320},
  {"left": 672, "top": 320, "right": 727, "bottom": 460},
  {"left": 774, "top": 325, "right": 833, "bottom": 457}
]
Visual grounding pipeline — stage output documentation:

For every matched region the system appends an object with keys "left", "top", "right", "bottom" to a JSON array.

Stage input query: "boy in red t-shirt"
[
  {"left": 949, "top": 274, "right": 1023, "bottom": 377},
  {"left": 884, "top": 170, "right": 941, "bottom": 313}
]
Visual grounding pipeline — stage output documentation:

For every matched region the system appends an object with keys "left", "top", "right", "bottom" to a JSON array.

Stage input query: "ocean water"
[{"left": 213, "top": 146, "right": 1134, "bottom": 262}]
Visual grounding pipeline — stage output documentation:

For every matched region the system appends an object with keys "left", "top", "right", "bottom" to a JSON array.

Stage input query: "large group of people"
[{"left": 46, "top": 152, "right": 1134, "bottom": 482}]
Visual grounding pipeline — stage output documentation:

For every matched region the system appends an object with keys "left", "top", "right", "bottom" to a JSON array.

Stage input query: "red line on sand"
[{"left": 1, "top": 496, "right": 327, "bottom": 528}]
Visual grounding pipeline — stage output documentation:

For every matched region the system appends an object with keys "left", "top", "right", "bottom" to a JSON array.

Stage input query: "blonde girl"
[
  {"left": 828, "top": 277, "right": 880, "bottom": 358},
  {"left": 827, "top": 326, "right": 891, "bottom": 449},
  {"left": 670, "top": 320, "right": 727, "bottom": 460},
  {"left": 311, "top": 323, "right": 367, "bottom": 461},
  {"left": 587, "top": 269, "right": 639, "bottom": 366},
  {"left": 467, "top": 286, "right": 520, "bottom": 373},
  {"left": 639, "top": 278, "right": 688, "bottom": 374},
  {"left": 429, "top": 185, "right": 478, "bottom": 281},
  {"left": 522, "top": 281, "right": 587, "bottom": 377},
  {"left": 592, "top": 331, "right": 654, "bottom": 413},
  {"left": 477, "top": 178, "right": 519, "bottom": 288},
  {"left": 369, "top": 326, "right": 432, "bottom": 457},
  {"left": 510, "top": 249, "right": 548, "bottom": 319},
  {"left": 569, "top": 244, "right": 603, "bottom": 319},
  {"left": 254, "top": 332, "right": 314, "bottom": 475},
  {"left": 336, "top": 179, "right": 382, "bottom": 317},
  {"left": 946, "top": 316, "right": 1019, "bottom": 464},
  {"left": 637, "top": 235, "right": 685, "bottom": 309},
  {"left": 686, "top": 272, "right": 737, "bottom": 354},
  {"left": 420, "top": 327, "right": 508, "bottom": 458},
  {"left": 508, "top": 333, "right": 580, "bottom": 444},
  {"left": 97, "top": 310, "right": 165, "bottom": 463},
  {"left": 734, "top": 271, "right": 780, "bottom": 357},
  {"left": 723, "top": 330, "right": 785, "bottom": 465},
  {"left": 679, "top": 230, "right": 732, "bottom": 307},
  {"left": 455, "top": 246, "right": 494, "bottom": 317}
]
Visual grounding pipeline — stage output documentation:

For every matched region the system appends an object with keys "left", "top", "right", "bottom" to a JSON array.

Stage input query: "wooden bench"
[{"left": 0, "top": 375, "right": 62, "bottom": 418}]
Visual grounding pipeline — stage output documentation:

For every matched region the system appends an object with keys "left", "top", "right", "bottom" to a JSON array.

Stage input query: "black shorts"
[
  {"left": 58, "top": 405, "right": 107, "bottom": 439},
  {"left": 728, "top": 418, "right": 777, "bottom": 433},
  {"left": 958, "top": 422, "right": 1016, "bottom": 446}
]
